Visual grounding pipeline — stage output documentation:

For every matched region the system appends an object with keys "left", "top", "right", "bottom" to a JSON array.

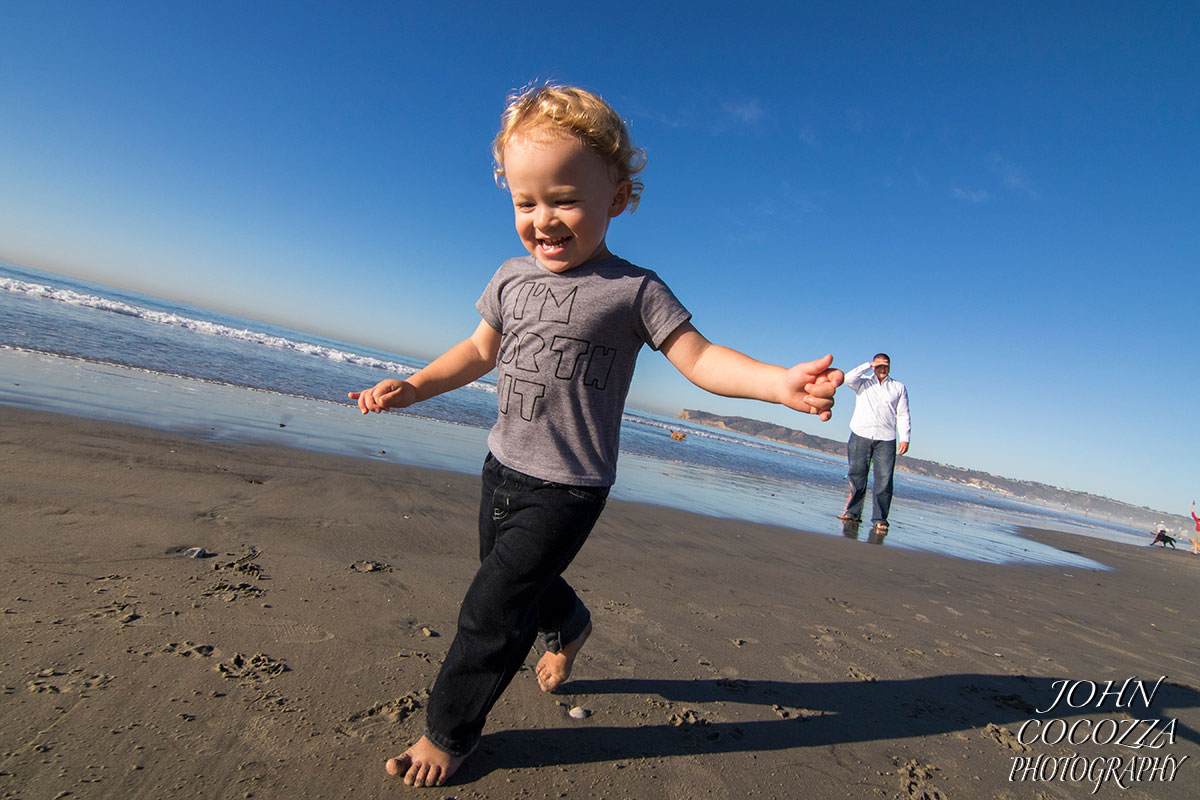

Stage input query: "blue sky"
[{"left": 2, "top": 2, "right": 1197, "bottom": 515}]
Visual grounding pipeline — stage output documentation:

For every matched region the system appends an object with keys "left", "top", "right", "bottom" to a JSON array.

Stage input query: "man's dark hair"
[{"left": 873, "top": 353, "right": 890, "bottom": 362}]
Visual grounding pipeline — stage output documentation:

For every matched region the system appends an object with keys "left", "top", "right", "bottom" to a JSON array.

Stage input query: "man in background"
[{"left": 838, "top": 354, "right": 910, "bottom": 535}]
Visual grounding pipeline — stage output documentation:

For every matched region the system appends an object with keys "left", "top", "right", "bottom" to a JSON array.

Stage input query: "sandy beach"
[{"left": 2, "top": 406, "right": 1197, "bottom": 799}]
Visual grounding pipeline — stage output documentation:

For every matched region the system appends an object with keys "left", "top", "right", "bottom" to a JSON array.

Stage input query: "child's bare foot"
[
  {"left": 536, "top": 620, "right": 591, "bottom": 692},
  {"left": 385, "top": 736, "right": 472, "bottom": 787}
]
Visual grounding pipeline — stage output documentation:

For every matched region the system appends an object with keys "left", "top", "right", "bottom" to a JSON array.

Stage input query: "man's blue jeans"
[
  {"left": 844, "top": 432, "right": 896, "bottom": 523},
  {"left": 423, "top": 453, "right": 607, "bottom": 755}
]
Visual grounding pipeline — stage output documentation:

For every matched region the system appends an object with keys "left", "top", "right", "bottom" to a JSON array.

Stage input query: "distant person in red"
[
  {"left": 1191, "top": 502, "right": 1199, "bottom": 554},
  {"left": 1149, "top": 521, "right": 1177, "bottom": 549}
]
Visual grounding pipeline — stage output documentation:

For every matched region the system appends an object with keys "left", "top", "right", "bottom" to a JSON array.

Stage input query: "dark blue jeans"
[
  {"left": 423, "top": 453, "right": 608, "bottom": 755},
  {"left": 844, "top": 432, "right": 896, "bottom": 523}
]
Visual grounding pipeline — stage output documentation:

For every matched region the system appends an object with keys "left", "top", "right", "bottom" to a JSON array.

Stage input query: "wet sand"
[{"left": 2, "top": 406, "right": 1198, "bottom": 799}]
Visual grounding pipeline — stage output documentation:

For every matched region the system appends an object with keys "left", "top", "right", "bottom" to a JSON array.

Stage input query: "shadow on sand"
[{"left": 465, "top": 673, "right": 1199, "bottom": 777}]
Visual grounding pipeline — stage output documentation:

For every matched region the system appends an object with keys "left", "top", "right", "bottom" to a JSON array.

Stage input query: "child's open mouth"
[{"left": 538, "top": 236, "right": 572, "bottom": 251}]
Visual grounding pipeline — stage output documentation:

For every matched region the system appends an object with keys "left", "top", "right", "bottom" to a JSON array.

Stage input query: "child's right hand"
[
  {"left": 778, "top": 354, "right": 844, "bottom": 421},
  {"left": 349, "top": 379, "right": 417, "bottom": 414}
]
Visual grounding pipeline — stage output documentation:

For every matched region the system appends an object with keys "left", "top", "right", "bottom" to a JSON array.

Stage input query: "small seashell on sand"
[
  {"left": 184, "top": 547, "right": 209, "bottom": 559},
  {"left": 568, "top": 706, "right": 589, "bottom": 719}
]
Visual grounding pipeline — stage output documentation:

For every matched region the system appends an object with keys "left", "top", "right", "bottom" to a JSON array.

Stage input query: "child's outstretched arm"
[
  {"left": 661, "top": 322, "right": 844, "bottom": 421},
  {"left": 349, "top": 320, "right": 501, "bottom": 414}
]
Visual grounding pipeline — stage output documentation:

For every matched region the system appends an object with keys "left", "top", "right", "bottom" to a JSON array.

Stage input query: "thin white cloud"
[
  {"left": 952, "top": 187, "right": 991, "bottom": 203},
  {"left": 988, "top": 153, "right": 1037, "bottom": 197},
  {"left": 721, "top": 98, "right": 765, "bottom": 126},
  {"left": 625, "top": 91, "right": 770, "bottom": 136}
]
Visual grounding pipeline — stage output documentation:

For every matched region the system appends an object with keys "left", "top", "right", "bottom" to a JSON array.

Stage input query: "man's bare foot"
[
  {"left": 385, "top": 735, "right": 472, "bottom": 787},
  {"left": 536, "top": 620, "right": 591, "bottom": 692}
]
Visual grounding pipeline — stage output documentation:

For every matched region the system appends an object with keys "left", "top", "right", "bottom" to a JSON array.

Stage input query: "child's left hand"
[
  {"left": 349, "top": 378, "right": 417, "bottom": 414},
  {"left": 780, "top": 354, "right": 844, "bottom": 421}
]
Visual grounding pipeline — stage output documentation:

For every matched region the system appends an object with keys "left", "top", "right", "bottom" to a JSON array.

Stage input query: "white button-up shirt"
[{"left": 845, "top": 362, "right": 910, "bottom": 442}]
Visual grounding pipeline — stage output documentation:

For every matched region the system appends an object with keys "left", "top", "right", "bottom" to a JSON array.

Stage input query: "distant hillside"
[{"left": 676, "top": 409, "right": 1183, "bottom": 533}]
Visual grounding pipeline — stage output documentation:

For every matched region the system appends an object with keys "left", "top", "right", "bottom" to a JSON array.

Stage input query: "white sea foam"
[{"left": 1, "top": 276, "right": 496, "bottom": 394}]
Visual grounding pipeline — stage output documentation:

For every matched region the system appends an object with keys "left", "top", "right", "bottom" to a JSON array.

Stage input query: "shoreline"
[
  {"left": 4, "top": 347, "right": 1145, "bottom": 568},
  {"left": 677, "top": 408, "right": 1182, "bottom": 533},
  {"left": 2, "top": 406, "right": 1198, "bottom": 798}
]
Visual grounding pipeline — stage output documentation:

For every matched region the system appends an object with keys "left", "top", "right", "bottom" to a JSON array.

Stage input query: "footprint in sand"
[
  {"left": 847, "top": 665, "right": 878, "bottom": 682},
  {"left": 811, "top": 625, "right": 844, "bottom": 651},
  {"left": 213, "top": 547, "right": 265, "bottom": 579},
  {"left": 349, "top": 560, "right": 392, "bottom": 573},
  {"left": 993, "top": 692, "right": 1036, "bottom": 713},
  {"left": 668, "top": 710, "right": 737, "bottom": 742},
  {"left": 216, "top": 652, "right": 289, "bottom": 682},
  {"left": 858, "top": 623, "right": 896, "bottom": 641},
  {"left": 985, "top": 722, "right": 1029, "bottom": 752},
  {"left": 338, "top": 691, "right": 426, "bottom": 740},
  {"left": 27, "top": 668, "right": 114, "bottom": 694},
  {"left": 603, "top": 599, "right": 644, "bottom": 621},
  {"left": 202, "top": 581, "right": 265, "bottom": 601},
  {"left": 669, "top": 708, "right": 709, "bottom": 727},
  {"left": 246, "top": 620, "right": 334, "bottom": 644},
  {"left": 86, "top": 600, "right": 140, "bottom": 625},
  {"left": 894, "top": 759, "right": 947, "bottom": 800},
  {"left": 826, "top": 597, "right": 857, "bottom": 614},
  {"left": 162, "top": 641, "right": 215, "bottom": 658}
]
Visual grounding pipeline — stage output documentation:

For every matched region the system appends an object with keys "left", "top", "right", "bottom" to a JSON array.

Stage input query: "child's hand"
[
  {"left": 780, "top": 354, "right": 844, "bottom": 421},
  {"left": 349, "top": 379, "right": 417, "bottom": 414}
]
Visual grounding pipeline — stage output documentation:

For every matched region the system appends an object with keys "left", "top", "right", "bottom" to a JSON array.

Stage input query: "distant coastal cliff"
[{"left": 676, "top": 409, "right": 1181, "bottom": 532}]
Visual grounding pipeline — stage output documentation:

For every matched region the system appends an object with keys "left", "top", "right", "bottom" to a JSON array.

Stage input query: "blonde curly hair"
[{"left": 492, "top": 84, "right": 646, "bottom": 210}]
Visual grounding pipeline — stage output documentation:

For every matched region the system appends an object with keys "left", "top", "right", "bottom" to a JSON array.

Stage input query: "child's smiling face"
[{"left": 503, "top": 131, "right": 631, "bottom": 273}]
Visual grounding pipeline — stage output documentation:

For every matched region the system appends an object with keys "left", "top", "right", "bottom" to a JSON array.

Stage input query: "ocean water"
[{"left": 0, "top": 260, "right": 1149, "bottom": 567}]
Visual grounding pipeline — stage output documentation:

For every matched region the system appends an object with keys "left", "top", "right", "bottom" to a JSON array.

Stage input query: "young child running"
[{"left": 349, "top": 84, "right": 844, "bottom": 788}]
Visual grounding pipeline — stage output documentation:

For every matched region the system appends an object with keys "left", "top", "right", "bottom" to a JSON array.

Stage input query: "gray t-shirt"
[{"left": 476, "top": 255, "right": 692, "bottom": 486}]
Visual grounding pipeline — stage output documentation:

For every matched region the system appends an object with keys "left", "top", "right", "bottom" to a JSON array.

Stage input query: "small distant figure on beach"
[
  {"left": 837, "top": 354, "right": 910, "bottom": 537},
  {"left": 348, "top": 84, "right": 844, "bottom": 788},
  {"left": 1191, "top": 501, "right": 1199, "bottom": 554},
  {"left": 669, "top": 431, "right": 687, "bottom": 441},
  {"left": 1149, "top": 522, "right": 1177, "bottom": 549}
]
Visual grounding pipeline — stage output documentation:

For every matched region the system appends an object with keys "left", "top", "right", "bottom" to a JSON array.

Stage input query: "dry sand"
[{"left": 2, "top": 406, "right": 1198, "bottom": 799}]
